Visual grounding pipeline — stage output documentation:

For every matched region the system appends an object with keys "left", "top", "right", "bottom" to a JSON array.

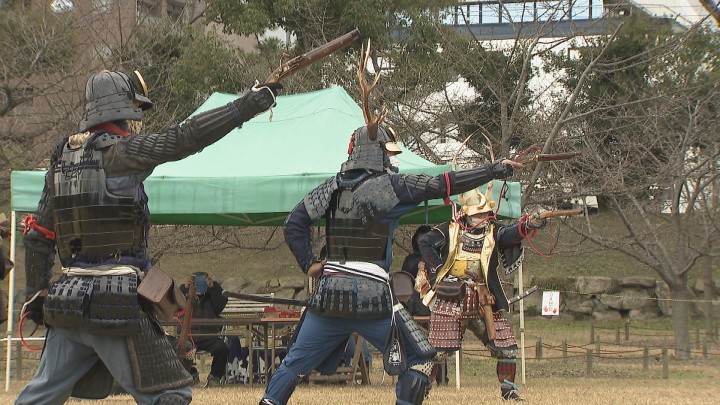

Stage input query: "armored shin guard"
[
  {"left": 498, "top": 358, "right": 522, "bottom": 401},
  {"left": 396, "top": 369, "right": 432, "bottom": 405},
  {"left": 497, "top": 358, "right": 516, "bottom": 385}
]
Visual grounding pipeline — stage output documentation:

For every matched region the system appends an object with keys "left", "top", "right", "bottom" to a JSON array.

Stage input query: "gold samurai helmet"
[{"left": 459, "top": 187, "right": 495, "bottom": 217}]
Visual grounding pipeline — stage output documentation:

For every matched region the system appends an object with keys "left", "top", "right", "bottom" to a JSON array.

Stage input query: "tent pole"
[
  {"left": 423, "top": 201, "right": 429, "bottom": 224},
  {"left": 518, "top": 261, "right": 526, "bottom": 385},
  {"left": 5, "top": 211, "right": 17, "bottom": 391}
]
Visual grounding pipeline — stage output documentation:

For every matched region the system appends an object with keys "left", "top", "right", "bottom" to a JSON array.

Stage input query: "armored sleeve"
[
  {"left": 102, "top": 91, "right": 271, "bottom": 174},
  {"left": 496, "top": 221, "right": 525, "bottom": 249},
  {"left": 283, "top": 201, "right": 317, "bottom": 274},
  {"left": 395, "top": 163, "right": 507, "bottom": 203},
  {"left": 23, "top": 174, "right": 57, "bottom": 297}
]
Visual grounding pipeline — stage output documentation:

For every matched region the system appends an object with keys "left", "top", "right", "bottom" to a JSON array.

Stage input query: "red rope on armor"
[
  {"left": 18, "top": 312, "right": 44, "bottom": 351},
  {"left": 89, "top": 122, "right": 131, "bottom": 137},
  {"left": 347, "top": 132, "right": 355, "bottom": 155},
  {"left": 518, "top": 214, "right": 558, "bottom": 258},
  {"left": 443, "top": 172, "right": 452, "bottom": 205},
  {"left": 22, "top": 214, "right": 56, "bottom": 240}
]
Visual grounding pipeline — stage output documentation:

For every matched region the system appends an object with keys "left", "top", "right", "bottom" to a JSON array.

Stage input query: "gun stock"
[
  {"left": 266, "top": 28, "right": 361, "bottom": 83},
  {"left": 538, "top": 209, "right": 584, "bottom": 220},
  {"left": 536, "top": 152, "right": 581, "bottom": 162},
  {"left": 515, "top": 151, "right": 581, "bottom": 165}
]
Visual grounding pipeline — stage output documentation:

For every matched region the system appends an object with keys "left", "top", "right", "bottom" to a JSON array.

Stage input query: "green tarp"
[{"left": 11, "top": 86, "right": 521, "bottom": 225}]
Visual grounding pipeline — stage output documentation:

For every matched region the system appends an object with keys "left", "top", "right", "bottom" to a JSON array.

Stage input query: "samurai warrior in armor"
[
  {"left": 17, "top": 70, "right": 280, "bottom": 405},
  {"left": 260, "top": 42, "right": 522, "bottom": 405},
  {"left": 417, "top": 188, "right": 546, "bottom": 401}
]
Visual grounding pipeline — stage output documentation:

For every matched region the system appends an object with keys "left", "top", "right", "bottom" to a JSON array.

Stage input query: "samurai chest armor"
[
  {"left": 449, "top": 231, "right": 485, "bottom": 278},
  {"left": 325, "top": 172, "right": 398, "bottom": 266},
  {"left": 50, "top": 136, "right": 147, "bottom": 265}
]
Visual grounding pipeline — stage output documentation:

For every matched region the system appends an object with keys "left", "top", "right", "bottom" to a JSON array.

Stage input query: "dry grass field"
[
  {"left": 1, "top": 373, "right": 718, "bottom": 404},
  {"left": 2, "top": 320, "right": 719, "bottom": 404}
]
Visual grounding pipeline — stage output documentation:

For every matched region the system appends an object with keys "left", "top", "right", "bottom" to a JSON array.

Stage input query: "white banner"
[{"left": 541, "top": 291, "right": 560, "bottom": 316}]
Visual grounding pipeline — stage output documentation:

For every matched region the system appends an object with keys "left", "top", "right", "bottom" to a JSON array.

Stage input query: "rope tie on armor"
[
  {"left": 502, "top": 379, "right": 521, "bottom": 392},
  {"left": 22, "top": 214, "right": 56, "bottom": 240},
  {"left": 518, "top": 214, "right": 557, "bottom": 258},
  {"left": 443, "top": 172, "right": 452, "bottom": 205},
  {"left": 347, "top": 132, "right": 355, "bottom": 154},
  {"left": 252, "top": 81, "right": 277, "bottom": 122},
  {"left": 62, "top": 265, "right": 141, "bottom": 277},
  {"left": 19, "top": 290, "right": 44, "bottom": 351}
]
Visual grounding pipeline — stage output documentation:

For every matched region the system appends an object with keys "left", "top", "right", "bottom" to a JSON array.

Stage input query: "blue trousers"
[
  {"left": 15, "top": 326, "right": 191, "bottom": 405},
  {"left": 262, "top": 311, "right": 431, "bottom": 405}
]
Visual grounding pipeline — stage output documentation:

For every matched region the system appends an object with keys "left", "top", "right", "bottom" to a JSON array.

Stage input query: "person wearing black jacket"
[
  {"left": 400, "top": 225, "right": 433, "bottom": 317},
  {"left": 180, "top": 273, "right": 229, "bottom": 387}
]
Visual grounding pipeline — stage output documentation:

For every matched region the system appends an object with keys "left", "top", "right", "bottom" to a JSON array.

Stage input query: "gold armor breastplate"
[{"left": 450, "top": 231, "right": 485, "bottom": 277}]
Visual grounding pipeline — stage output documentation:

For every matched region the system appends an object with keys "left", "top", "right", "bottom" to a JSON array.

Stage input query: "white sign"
[{"left": 541, "top": 291, "right": 560, "bottom": 316}]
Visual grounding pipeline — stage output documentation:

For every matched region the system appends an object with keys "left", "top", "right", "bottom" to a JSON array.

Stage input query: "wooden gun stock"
[
  {"left": 538, "top": 209, "right": 584, "bottom": 219},
  {"left": 266, "top": 28, "right": 361, "bottom": 83},
  {"left": 536, "top": 152, "right": 581, "bottom": 162},
  {"left": 515, "top": 151, "right": 581, "bottom": 165},
  {"left": 177, "top": 275, "right": 196, "bottom": 358}
]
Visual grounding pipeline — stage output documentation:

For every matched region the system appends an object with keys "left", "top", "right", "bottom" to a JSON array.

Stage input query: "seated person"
[
  {"left": 180, "top": 272, "right": 229, "bottom": 387},
  {"left": 401, "top": 224, "right": 448, "bottom": 385},
  {"left": 400, "top": 225, "right": 433, "bottom": 316}
]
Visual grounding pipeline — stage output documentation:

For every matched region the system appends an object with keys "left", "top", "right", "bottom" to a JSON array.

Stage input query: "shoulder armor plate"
[
  {"left": 304, "top": 177, "right": 338, "bottom": 221},
  {"left": 90, "top": 133, "right": 124, "bottom": 150}
]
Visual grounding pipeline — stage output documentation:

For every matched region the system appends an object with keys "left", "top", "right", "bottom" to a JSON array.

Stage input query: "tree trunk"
[
  {"left": 704, "top": 256, "right": 716, "bottom": 342},
  {"left": 670, "top": 282, "right": 693, "bottom": 359}
]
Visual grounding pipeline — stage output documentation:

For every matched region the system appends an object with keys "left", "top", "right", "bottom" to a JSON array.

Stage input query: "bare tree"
[
  {"left": 0, "top": 5, "right": 91, "bottom": 206},
  {"left": 383, "top": 3, "right": 719, "bottom": 358},
  {"left": 547, "top": 15, "right": 720, "bottom": 358}
]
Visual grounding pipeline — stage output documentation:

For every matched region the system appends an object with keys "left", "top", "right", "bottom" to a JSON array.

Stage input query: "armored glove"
[
  {"left": 528, "top": 214, "right": 548, "bottom": 230},
  {"left": 230, "top": 82, "right": 283, "bottom": 125},
  {"left": 490, "top": 159, "right": 514, "bottom": 179},
  {"left": 22, "top": 292, "right": 45, "bottom": 325}
]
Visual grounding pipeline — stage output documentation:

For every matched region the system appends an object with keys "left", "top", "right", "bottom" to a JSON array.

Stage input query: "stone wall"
[{"left": 520, "top": 275, "right": 720, "bottom": 321}]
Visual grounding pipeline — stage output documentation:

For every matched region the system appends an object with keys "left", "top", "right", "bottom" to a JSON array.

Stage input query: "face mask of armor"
[{"left": 467, "top": 214, "right": 487, "bottom": 226}]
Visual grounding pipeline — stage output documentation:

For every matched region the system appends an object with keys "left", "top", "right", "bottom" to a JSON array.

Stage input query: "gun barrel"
[{"left": 266, "top": 28, "right": 361, "bottom": 83}]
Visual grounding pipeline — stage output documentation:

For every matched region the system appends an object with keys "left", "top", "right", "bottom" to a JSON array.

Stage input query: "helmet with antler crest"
[{"left": 342, "top": 40, "right": 401, "bottom": 173}]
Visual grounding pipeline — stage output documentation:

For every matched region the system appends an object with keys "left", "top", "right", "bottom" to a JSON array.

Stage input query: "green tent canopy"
[{"left": 11, "top": 86, "right": 521, "bottom": 225}]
